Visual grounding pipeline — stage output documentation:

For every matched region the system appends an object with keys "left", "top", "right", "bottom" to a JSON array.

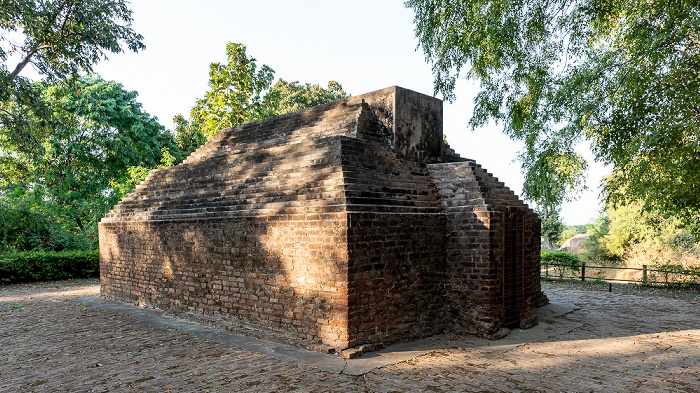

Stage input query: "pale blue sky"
[{"left": 90, "top": 0, "right": 608, "bottom": 225}]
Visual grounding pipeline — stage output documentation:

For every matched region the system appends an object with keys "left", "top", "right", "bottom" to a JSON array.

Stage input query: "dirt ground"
[{"left": 1, "top": 279, "right": 698, "bottom": 392}]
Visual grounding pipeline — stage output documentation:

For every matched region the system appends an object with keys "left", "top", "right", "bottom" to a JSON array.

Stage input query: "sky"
[{"left": 87, "top": 0, "right": 608, "bottom": 225}]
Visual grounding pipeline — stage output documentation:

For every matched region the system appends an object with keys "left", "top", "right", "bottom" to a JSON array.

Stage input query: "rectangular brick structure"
[{"left": 99, "top": 86, "right": 547, "bottom": 351}]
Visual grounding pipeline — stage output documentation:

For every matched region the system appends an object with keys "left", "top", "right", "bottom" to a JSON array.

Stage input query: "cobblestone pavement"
[{"left": 1, "top": 279, "right": 698, "bottom": 392}]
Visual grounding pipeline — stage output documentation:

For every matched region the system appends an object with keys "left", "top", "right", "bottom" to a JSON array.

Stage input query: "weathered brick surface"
[
  {"left": 100, "top": 86, "right": 545, "bottom": 351},
  {"left": 100, "top": 213, "right": 350, "bottom": 348},
  {"left": 427, "top": 161, "right": 543, "bottom": 336}
]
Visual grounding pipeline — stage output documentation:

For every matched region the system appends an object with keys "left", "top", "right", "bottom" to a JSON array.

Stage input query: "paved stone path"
[{"left": 1, "top": 280, "right": 698, "bottom": 392}]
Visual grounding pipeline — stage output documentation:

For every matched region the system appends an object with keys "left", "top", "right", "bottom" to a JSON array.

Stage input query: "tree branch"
[
  {"left": 10, "top": 0, "right": 74, "bottom": 79},
  {"left": 10, "top": 44, "right": 52, "bottom": 78}
]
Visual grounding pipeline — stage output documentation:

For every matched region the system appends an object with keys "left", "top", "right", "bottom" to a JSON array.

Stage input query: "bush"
[
  {"left": 0, "top": 250, "right": 99, "bottom": 284},
  {"left": 0, "top": 199, "right": 94, "bottom": 252},
  {"left": 649, "top": 261, "right": 700, "bottom": 287},
  {"left": 541, "top": 250, "right": 581, "bottom": 279}
]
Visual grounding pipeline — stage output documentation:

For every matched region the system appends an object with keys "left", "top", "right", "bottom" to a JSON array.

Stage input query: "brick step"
[
  {"left": 122, "top": 158, "right": 344, "bottom": 202},
  {"left": 440, "top": 198, "right": 489, "bottom": 207},
  {"left": 428, "top": 161, "right": 533, "bottom": 213},
  {"left": 133, "top": 164, "right": 342, "bottom": 197},
  {"left": 108, "top": 197, "right": 349, "bottom": 219},
  {"left": 117, "top": 175, "right": 345, "bottom": 209},
  {"left": 104, "top": 204, "right": 350, "bottom": 222},
  {"left": 119, "top": 182, "right": 345, "bottom": 206},
  {"left": 342, "top": 175, "right": 433, "bottom": 189},
  {"left": 110, "top": 184, "right": 439, "bottom": 218},
  {"left": 344, "top": 205, "right": 443, "bottom": 214},
  {"left": 183, "top": 107, "right": 364, "bottom": 164},
  {"left": 183, "top": 137, "right": 341, "bottom": 168},
  {"left": 148, "top": 144, "right": 340, "bottom": 187},
  {"left": 114, "top": 183, "right": 438, "bottom": 218},
  {"left": 108, "top": 190, "right": 348, "bottom": 217},
  {"left": 344, "top": 189, "right": 436, "bottom": 203}
]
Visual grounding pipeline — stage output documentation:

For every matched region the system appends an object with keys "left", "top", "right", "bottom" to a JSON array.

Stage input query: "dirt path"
[{"left": 1, "top": 279, "right": 698, "bottom": 392}]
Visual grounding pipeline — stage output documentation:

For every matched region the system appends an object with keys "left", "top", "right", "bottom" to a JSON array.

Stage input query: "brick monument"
[{"left": 99, "top": 86, "right": 546, "bottom": 351}]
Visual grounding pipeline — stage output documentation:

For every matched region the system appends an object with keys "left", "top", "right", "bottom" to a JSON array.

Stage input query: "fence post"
[
  {"left": 581, "top": 262, "right": 586, "bottom": 282},
  {"left": 643, "top": 264, "right": 647, "bottom": 285}
]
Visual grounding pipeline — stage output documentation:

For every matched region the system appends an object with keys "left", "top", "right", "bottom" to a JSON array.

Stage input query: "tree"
[
  {"left": 176, "top": 42, "right": 348, "bottom": 149},
  {"left": 0, "top": 75, "right": 173, "bottom": 246},
  {"left": 173, "top": 114, "right": 206, "bottom": 158},
  {"left": 265, "top": 79, "right": 348, "bottom": 115},
  {"left": 580, "top": 212, "right": 617, "bottom": 265},
  {"left": 540, "top": 209, "right": 564, "bottom": 250},
  {"left": 1, "top": 0, "right": 144, "bottom": 151},
  {"left": 192, "top": 42, "right": 276, "bottom": 139},
  {"left": 406, "top": 0, "right": 700, "bottom": 225},
  {"left": 520, "top": 142, "right": 587, "bottom": 235}
]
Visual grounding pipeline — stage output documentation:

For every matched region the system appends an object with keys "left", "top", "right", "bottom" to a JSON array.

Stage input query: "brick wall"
[
  {"left": 427, "top": 161, "right": 543, "bottom": 337},
  {"left": 338, "top": 134, "right": 447, "bottom": 346},
  {"left": 100, "top": 214, "right": 350, "bottom": 347},
  {"left": 100, "top": 86, "right": 546, "bottom": 352}
]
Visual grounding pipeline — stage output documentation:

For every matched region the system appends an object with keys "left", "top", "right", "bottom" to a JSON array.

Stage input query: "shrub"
[
  {"left": 0, "top": 200, "right": 94, "bottom": 252},
  {"left": 541, "top": 250, "right": 581, "bottom": 280},
  {"left": 0, "top": 250, "right": 99, "bottom": 284},
  {"left": 649, "top": 261, "right": 700, "bottom": 287}
]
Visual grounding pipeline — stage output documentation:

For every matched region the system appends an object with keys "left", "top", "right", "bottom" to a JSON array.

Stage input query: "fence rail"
[{"left": 541, "top": 261, "right": 700, "bottom": 286}]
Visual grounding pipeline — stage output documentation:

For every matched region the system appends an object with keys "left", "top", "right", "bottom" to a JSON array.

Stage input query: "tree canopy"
[
  {"left": 406, "top": 0, "right": 700, "bottom": 225},
  {"left": 1, "top": 0, "right": 144, "bottom": 151},
  {"left": 179, "top": 42, "right": 348, "bottom": 143},
  {"left": 0, "top": 75, "right": 174, "bottom": 247}
]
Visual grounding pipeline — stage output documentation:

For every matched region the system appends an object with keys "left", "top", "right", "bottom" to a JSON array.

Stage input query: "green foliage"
[
  {"left": 1, "top": 75, "right": 174, "bottom": 249},
  {"left": 539, "top": 210, "right": 564, "bottom": 249},
  {"left": 407, "top": 0, "right": 700, "bottom": 223},
  {"left": 560, "top": 225, "right": 588, "bottom": 247},
  {"left": 521, "top": 144, "right": 588, "bottom": 215},
  {"left": 0, "top": 249, "right": 99, "bottom": 284},
  {"left": 265, "top": 79, "right": 348, "bottom": 115},
  {"left": 110, "top": 147, "right": 177, "bottom": 201},
  {"left": 1, "top": 0, "right": 144, "bottom": 153},
  {"left": 580, "top": 212, "right": 618, "bottom": 265},
  {"left": 0, "top": 191, "right": 92, "bottom": 252},
  {"left": 176, "top": 42, "right": 348, "bottom": 148},
  {"left": 173, "top": 114, "right": 206, "bottom": 158},
  {"left": 192, "top": 42, "right": 277, "bottom": 139},
  {"left": 603, "top": 203, "right": 683, "bottom": 258},
  {"left": 649, "top": 262, "right": 700, "bottom": 287},
  {"left": 541, "top": 250, "right": 581, "bottom": 279}
]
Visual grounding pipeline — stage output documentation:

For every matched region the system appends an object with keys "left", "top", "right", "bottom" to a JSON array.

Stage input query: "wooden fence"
[{"left": 541, "top": 262, "right": 700, "bottom": 286}]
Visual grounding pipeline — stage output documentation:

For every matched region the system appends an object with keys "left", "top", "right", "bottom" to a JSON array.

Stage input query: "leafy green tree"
[
  {"left": 520, "top": 144, "right": 587, "bottom": 246},
  {"left": 110, "top": 147, "right": 176, "bottom": 202},
  {"left": 1, "top": 75, "right": 173, "bottom": 246},
  {"left": 560, "top": 224, "right": 587, "bottom": 247},
  {"left": 580, "top": 212, "right": 617, "bottom": 265},
  {"left": 175, "top": 42, "right": 348, "bottom": 151},
  {"left": 1, "top": 0, "right": 144, "bottom": 152},
  {"left": 602, "top": 203, "right": 684, "bottom": 258},
  {"left": 265, "top": 79, "right": 348, "bottom": 115},
  {"left": 406, "top": 0, "right": 700, "bottom": 224},
  {"left": 539, "top": 210, "right": 564, "bottom": 250},
  {"left": 0, "top": 188, "right": 93, "bottom": 252},
  {"left": 173, "top": 114, "right": 206, "bottom": 158},
  {"left": 520, "top": 144, "right": 587, "bottom": 213},
  {"left": 192, "top": 42, "right": 276, "bottom": 139}
]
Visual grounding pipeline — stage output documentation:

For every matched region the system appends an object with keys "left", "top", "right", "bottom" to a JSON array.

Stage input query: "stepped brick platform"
[{"left": 99, "top": 86, "right": 545, "bottom": 351}]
